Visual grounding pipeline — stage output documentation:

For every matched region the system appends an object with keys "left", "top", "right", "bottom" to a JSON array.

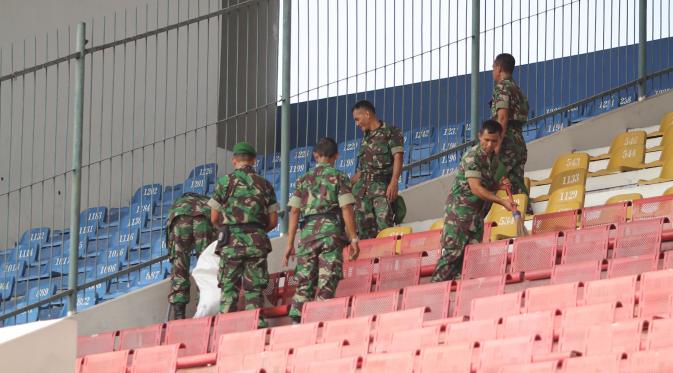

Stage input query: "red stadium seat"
[
  {"left": 268, "top": 322, "right": 320, "bottom": 351},
  {"left": 301, "top": 296, "right": 349, "bottom": 324},
  {"left": 607, "top": 255, "right": 658, "bottom": 278},
  {"left": 401, "top": 281, "right": 451, "bottom": 321},
  {"left": 388, "top": 325, "right": 442, "bottom": 353},
  {"left": 217, "top": 329, "right": 267, "bottom": 357},
  {"left": 562, "top": 354, "right": 622, "bottom": 371},
  {"left": 351, "top": 289, "right": 399, "bottom": 318},
  {"left": 664, "top": 250, "right": 673, "bottom": 269},
  {"left": 461, "top": 240, "right": 509, "bottom": 280},
  {"left": 342, "top": 258, "right": 375, "bottom": 278},
  {"left": 583, "top": 276, "right": 637, "bottom": 320},
  {"left": 532, "top": 210, "right": 578, "bottom": 235},
  {"left": 77, "top": 332, "right": 117, "bottom": 358},
  {"left": 399, "top": 229, "right": 442, "bottom": 255},
  {"left": 164, "top": 316, "right": 212, "bottom": 356},
  {"left": 362, "top": 351, "right": 416, "bottom": 373},
  {"left": 242, "top": 350, "right": 289, "bottom": 373},
  {"left": 372, "top": 307, "right": 425, "bottom": 353},
  {"left": 478, "top": 336, "right": 535, "bottom": 373},
  {"left": 551, "top": 260, "right": 602, "bottom": 284},
  {"left": 453, "top": 275, "right": 506, "bottom": 317},
  {"left": 470, "top": 291, "right": 522, "bottom": 321},
  {"left": 210, "top": 309, "right": 260, "bottom": 352},
  {"left": 638, "top": 270, "right": 673, "bottom": 318},
  {"left": 613, "top": 219, "right": 664, "bottom": 258},
  {"left": 417, "top": 343, "right": 473, "bottom": 373},
  {"left": 118, "top": 323, "right": 163, "bottom": 351},
  {"left": 624, "top": 347, "right": 673, "bottom": 373},
  {"left": 375, "top": 253, "right": 422, "bottom": 291},
  {"left": 321, "top": 316, "right": 373, "bottom": 357},
  {"left": 581, "top": 202, "right": 628, "bottom": 228},
  {"left": 81, "top": 350, "right": 129, "bottom": 373},
  {"left": 498, "top": 361, "right": 558, "bottom": 373},
  {"left": 524, "top": 282, "right": 578, "bottom": 313},
  {"left": 558, "top": 303, "right": 616, "bottom": 353},
  {"left": 510, "top": 232, "right": 559, "bottom": 280},
  {"left": 308, "top": 356, "right": 359, "bottom": 373},
  {"left": 356, "top": 236, "right": 397, "bottom": 260},
  {"left": 335, "top": 274, "right": 372, "bottom": 297},
  {"left": 129, "top": 344, "right": 181, "bottom": 373},
  {"left": 645, "top": 318, "right": 673, "bottom": 350},
  {"left": 291, "top": 342, "right": 343, "bottom": 373},
  {"left": 632, "top": 194, "right": 673, "bottom": 222},
  {"left": 445, "top": 318, "right": 499, "bottom": 344},
  {"left": 75, "top": 357, "right": 83, "bottom": 373},
  {"left": 500, "top": 310, "right": 556, "bottom": 341},
  {"left": 561, "top": 225, "right": 610, "bottom": 264},
  {"left": 584, "top": 319, "right": 644, "bottom": 355}
]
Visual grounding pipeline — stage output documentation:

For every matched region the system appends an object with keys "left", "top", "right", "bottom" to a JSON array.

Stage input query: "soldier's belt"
[
  {"left": 361, "top": 173, "right": 393, "bottom": 183},
  {"left": 299, "top": 211, "right": 343, "bottom": 230}
]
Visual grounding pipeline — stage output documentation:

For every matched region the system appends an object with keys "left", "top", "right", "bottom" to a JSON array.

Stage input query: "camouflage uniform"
[
  {"left": 286, "top": 163, "right": 355, "bottom": 321},
  {"left": 431, "top": 144, "right": 501, "bottom": 282},
  {"left": 166, "top": 193, "right": 216, "bottom": 305},
  {"left": 353, "top": 122, "right": 405, "bottom": 239},
  {"left": 491, "top": 77, "right": 530, "bottom": 196},
  {"left": 207, "top": 165, "right": 278, "bottom": 326}
]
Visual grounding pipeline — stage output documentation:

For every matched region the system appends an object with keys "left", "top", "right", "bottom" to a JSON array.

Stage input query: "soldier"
[
  {"left": 431, "top": 120, "right": 516, "bottom": 283},
  {"left": 491, "top": 53, "right": 530, "bottom": 201},
  {"left": 281, "top": 138, "right": 361, "bottom": 324},
  {"left": 351, "top": 100, "right": 405, "bottom": 239},
  {"left": 208, "top": 142, "right": 279, "bottom": 328},
  {"left": 166, "top": 192, "right": 217, "bottom": 319}
]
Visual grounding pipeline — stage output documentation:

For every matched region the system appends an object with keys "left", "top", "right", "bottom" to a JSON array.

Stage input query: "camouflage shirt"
[
  {"left": 448, "top": 144, "right": 501, "bottom": 208},
  {"left": 288, "top": 163, "right": 355, "bottom": 240},
  {"left": 357, "top": 121, "right": 405, "bottom": 176},
  {"left": 491, "top": 77, "right": 529, "bottom": 124},
  {"left": 166, "top": 193, "right": 212, "bottom": 229}
]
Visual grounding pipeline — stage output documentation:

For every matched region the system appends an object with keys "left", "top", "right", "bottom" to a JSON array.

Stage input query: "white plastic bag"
[{"left": 193, "top": 240, "right": 221, "bottom": 318}]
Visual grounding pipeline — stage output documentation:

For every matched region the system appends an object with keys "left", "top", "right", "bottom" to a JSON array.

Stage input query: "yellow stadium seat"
[
  {"left": 606, "top": 193, "right": 643, "bottom": 219},
  {"left": 639, "top": 148, "right": 673, "bottom": 185},
  {"left": 647, "top": 125, "right": 673, "bottom": 152},
  {"left": 429, "top": 219, "right": 443, "bottom": 231},
  {"left": 647, "top": 111, "right": 673, "bottom": 138},
  {"left": 643, "top": 126, "right": 673, "bottom": 168},
  {"left": 530, "top": 152, "right": 590, "bottom": 186},
  {"left": 377, "top": 226, "right": 412, "bottom": 238},
  {"left": 485, "top": 191, "right": 529, "bottom": 240},
  {"left": 590, "top": 131, "right": 647, "bottom": 161},
  {"left": 665, "top": 186, "right": 673, "bottom": 196},
  {"left": 545, "top": 184, "right": 585, "bottom": 213},
  {"left": 590, "top": 131, "right": 647, "bottom": 176},
  {"left": 532, "top": 168, "right": 588, "bottom": 203}
]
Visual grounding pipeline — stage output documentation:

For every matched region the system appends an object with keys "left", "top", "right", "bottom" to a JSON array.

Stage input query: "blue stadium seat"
[
  {"left": 0, "top": 247, "right": 17, "bottom": 265},
  {"left": 336, "top": 138, "right": 360, "bottom": 176},
  {"left": 408, "top": 127, "right": 435, "bottom": 185},
  {"left": 104, "top": 271, "right": 139, "bottom": 298},
  {"left": 266, "top": 153, "right": 281, "bottom": 170},
  {"left": 49, "top": 254, "right": 72, "bottom": 276},
  {"left": 138, "top": 229, "right": 164, "bottom": 249},
  {"left": 99, "top": 247, "right": 129, "bottom": 267},
  {"left": 0, "top": 276, "right": 15, "bottom": 301},
  {"left": 48, "top": 229, "right": 69, "bottom": 246},
  {"left": 9, "top": 305, "right": 38, "bottom": 325},
  {"left": 522, "top": 123, "right": 538, "bottom": 142},
  {"left": 95, "top": 261, "right": 121, "bottom": 279},
  {"left": 19, "top": 227, "right": 50, "bottom": 247},
  {"left": 536, "top": 112, "right": 569, "bottom": 138},
  {"left": 77, "top": 271, "right": 109, "bottom": 299},
  {"left": 81, "top": 207, "right": 107, "bottom": 227},
  {"left": 20, "top": 262, "right": 55, "bottom": 281},
  {"left": 131, "top": 183, "right": 163, "bottom": 206},
  {"left": 27, "top": 283, "right": 57, "bottom": 304},
  {"left": 106, "top": 207, "right": 130, "bottom": 227},
  {"left": 137, "top": 263, "right": 170, "bottom": 287},
  {"left": 290, "top": 146, "right": 314, "bottom": 168},
  {"left": 255, "top": 156, "right": 266, "bottom": 173},
  {"left": 2, "top": 261, "right": 27, "bottom": 279},
  {"left": 110, "top": 228, "right": 140, "bottom": 251},
  {"left": 432, "top": 148, "right": 462, "bottom": 178},
  {"left": 261, "top": 168, "right": 280, "bottom": 186},
  {"left": 120, "top": 212, "right": 148, "bottom": 232},
  {"left": 16, "top": 242, "right": 40, "bottom": 265},
  {"left": 183, "top": 176, "right": 209, "bottom": 195},
  {"left": 188, "top": 163, "right": 218, "bottom": 184}
]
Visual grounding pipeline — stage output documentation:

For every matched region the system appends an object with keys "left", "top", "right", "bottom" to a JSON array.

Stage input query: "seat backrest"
[
  {"left": 626, "top": 347, "right": 673, "bottom": 373},
  {"left": 387, "top": 325, "right": 442, "bottom": 353},
  {"left": 501, "top": 310, "right": 556, "bottom": 340},
  {"left": 485, "top": 191, "right": 528, "bottom": 241},
  {"left": 605, "top": 140, "right": 646, "bottom": 171},
  {"left": 563, "top": 354, "right": 622, "bottom": 372},
  {"left": 307, "top": 357, "right": 358, "bottom": 373},
  {"left": 188, "top": 163, "right": 218, "bottom": 182},
  {"left": 301, "top": 296, "right": 349, "bottom": 324},
  {"left": 655, "top": 112, "right": 673, "bottom": 135},
  {"left": 429, "top": 219, "right": 444, "bottom": 231},
  {"left": 243, "top": 350, "right": 290, "bottom": 373},
  {"left": 19, "top": 227, "right": 50, "bottom": 247},
  {"left": 470, "top": 291, "right": 522, "bottom": 321},
  {"left": 209, "top": 309, "right": 260, "bottom": 352},
  {"left": 606, "top": 193, "right": 643, "bottom": 204},
  {"left": 478, "top": 336, "right": 535, "bottom": 372},
  {"left": 0, "top": 276, "right": 15, "bottom": 301},
  {"left": 398, "top": 229, "right": 441, "bottom": 255},
  {"left": 524, "top": 282, "right": 578, "bottom": 313},
  {"left": 164, "top": 316, "right": 212, "bottom": 357},
  {"left": 342, "top": 258, "right": 374, "bottom": 278},
  {"left": 453, "top": 275, "right": 505, "bottom": 317},
  {"left": 131, "top": 183, "right": 162, "bottom": 205},
  {"left": 372, "top": 308, "right": 425, "bottom": 353},
  {"left": 292, "top": 342, "right": 342, "bottom": 373},
  {"left": 335, "top": 274, "right": 372, "bottom": 298},
  {"left": 362, "top": 351, "right": 415, "bottom": 373},
  {"left": 581, "top": 202, "right": 629, "bottom": 228},
  {"left": 417, "top": 343, "right": 473, "bottom": 373},
  {"left": 498, "top": 361, "right": 558, "bottom": 373},
  {"left": 268, "top": 322, "right": 320, "bottom": 351},
  {"left": 607, "top": 255, "right": 658, "bottom": 278},
  {"left": 632, "top": 195, "right": 673, "bottom": 222},
  {"left": 584, "top": 275, "right": 637, "bottom": 307},
  {"left": 638, "top": 270, "right": 673, "bottom": 318},
  {"left": 547, "top": 168, "right": 588, "bottom": 196},
  {"left": 118, "top": 323, "right": 163, "bottom": 350},
  {"left": 561, "top": 225, "right": 611, "bottom": 264},
  {"left": 401, "top": 281, "right": 451, "bottom": 321},
  {"left": 129, "top": 344, "right": 180, "bottom": 373},
  {"left": 510, "top": 232, "right": 559, "bottom": 275},
  {"left": 532, "top": 209, "right": 579, "bottom": 235},
  {"left": 376, "top": 226, "right": 412, "bottom": 238},
  {"left": 584, "top": 318, "right": 644, "bottom": 355},
  {"left": 445, "top": 318, "right": 499, "bottom": 344},
  {"left": 217, "top": 329, "right": 267, "bottom": 357},
  {"left": 646, "top": 318, "right": 673, "bottom": 350},
  {"left": 549, "top": 152, "right": 590, "bottom": 176},
  {"left": 351, "top": 289, "right": 399, "bottom": 318},
  {"left": 356, "top": 236, "right": 397, "bottom": 260},
  {"left": 614, "top": 219, "right": 664, "bottom": 258},
  {"left": 544, "top": 184, "right": 585, "bottom": 213},
  {"left": 321, "top": 315, "right": 373, "bottom": 353},
  {"left": 77, "top": 332, "right": 117, "bottom": 358},
  {"left": 461, "top": 240, "right": 509, "bottom": 279},
  {"left": 82, "top": 350, "right": 129, "bottom": 373},
  {"left": 376, "top": 253, "right": 421, "bottom": 291}
]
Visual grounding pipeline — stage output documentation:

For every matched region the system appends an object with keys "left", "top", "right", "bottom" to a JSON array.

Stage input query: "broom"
[{"left": 505, "top": 184, "right": 529, "bottom": 237}]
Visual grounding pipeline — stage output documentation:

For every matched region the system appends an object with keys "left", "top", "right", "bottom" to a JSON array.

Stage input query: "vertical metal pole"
[
  {"left": 280, "top": 0, "right": 291, "bottom": 233},
  {"left": 68, "top": 22, "right": 86, "bottom": 315},
  {"left": 470, "top": 0, "right": 480, "bottom": 141},
  {"left": 638, "top": 0, "right": 647, "bottom": 100}
]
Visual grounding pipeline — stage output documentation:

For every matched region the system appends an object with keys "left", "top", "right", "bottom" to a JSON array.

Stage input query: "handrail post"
[
  {"left": 68, "top": 22, "right": 86, "bottom": 315},
  {"left": 470, "top": 0, "right": 480, "bottom": 141},
  {"left": 279, "top": 0, "right": 292, "bottom": 233},
  {"left": 638, "top": 0, "right": 647, "bottom": 100}
]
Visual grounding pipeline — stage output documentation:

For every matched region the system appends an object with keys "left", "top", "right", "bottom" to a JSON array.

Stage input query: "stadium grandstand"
[{"left": 1, "top": 0, "right": 673, "bottom": 372}]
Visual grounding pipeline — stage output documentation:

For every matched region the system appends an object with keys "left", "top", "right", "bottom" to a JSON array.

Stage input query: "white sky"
[{"left": 278, "top": 0, "right": 672, "bottom": 103}]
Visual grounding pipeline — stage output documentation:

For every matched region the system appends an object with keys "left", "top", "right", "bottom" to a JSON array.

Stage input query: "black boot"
[{"left": 172, "top": 304, "right": 186, "bottom": 320}]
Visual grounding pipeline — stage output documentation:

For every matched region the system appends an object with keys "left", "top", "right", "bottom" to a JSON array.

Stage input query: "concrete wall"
[{"left": 0, "top": 319, "right": 76, "bottom": 372}]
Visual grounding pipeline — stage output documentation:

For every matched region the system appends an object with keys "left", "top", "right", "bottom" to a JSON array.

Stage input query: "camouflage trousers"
[
  {"left": 431, "top": 198, "right": 484, "bottom": 282},
  {"left": 168, "top": 215, "right": 216, "bottom": 305},
  {"left": 501, "top": 128, "right": 529, "bottom": 196},
  {"left": 353, "top": 179, "right": 394, "bottom": 239},
  {"left": 218, "top": 245, "right": 269, "bottom": 327},
  {"left": 288, "top": 235, "right": 346, "bottom": 321}
]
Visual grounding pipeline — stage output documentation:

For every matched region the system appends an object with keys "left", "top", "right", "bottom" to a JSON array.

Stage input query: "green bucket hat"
[
  {"left": 233, "top": 142, "right": 257, "bottom": 157},
  {"left": 392, "top": 196, "right": 407, "bottom": 225}
]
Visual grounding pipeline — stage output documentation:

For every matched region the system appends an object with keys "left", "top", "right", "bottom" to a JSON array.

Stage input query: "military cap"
[{"left": 233, "top": 142, "right": 257, "bottom": 156}]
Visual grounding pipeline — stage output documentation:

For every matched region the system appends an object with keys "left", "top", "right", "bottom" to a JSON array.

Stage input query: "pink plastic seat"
[
  {"left": 470, "top": 291, "right": 522, "bottom": 321},
  {"left": 388, "top": 325, "right": 441, "bottom": 353},
  {"left": 581, "top": 202, "right": 628, "bottom": 228},
  {"left": 77, "top": 332, "right": 117, "bottom": 358},
  {"left": 445, "top": 318, "right": 499, "bottom": 344},
  {"left": 217, "top": 329, "right": 267, "bottom": 357},
  {"left": 401, "top": 281, "right": 451, "bottom": 321},
  {"left": 118, "top": 323, "right": 163, "bottom": 351},
  {"left": 562, "top": 354, "right": 622, "bottom": 372},
  {"left": 301, "top": 296, "right": 349, "bottom": 324},
  {"left": 607, "top": 255, "right": 658, "bottom": 278},
  {"left": 268, "top": 322, "right": 320, "bottom": 351},
  {"left": 210, "top": 309, "right": 261, "bottom": 352},
  {"left": 638, "top": 270, "right": 673, "bottom": 317},
  {"left": 342, "top": 258, "right": 374, "bottom": 278},
  {"left": 399, "top": 229, "right": 442, "bottom": 255},
  {"left": 417, "top": 343, "right": 473, "bottom": 373},
  {"left": 498, "top": 361, "right": 558, "bottom": 373},
  {"left": 375, "top": 253, "right": 422, "bottom": 291},
  {"left": 583, "top": 276, "right": 637, "bottom": 320},
  {"left": 308, "top": 356, "right": 359, "bottom": 373},
  {"left": 532, "top": 210, "right": 578, "bottom": 235},
  {"left": 664, "top": 250, "right": 673, "bottom": 269},
  {"left": 321, "top": 316, "right": 373, "bottom": 357},
  {"left": 75, "top": 357, "right": 83, "bottom": 373},
  {"left": 241, "top": 350, "right": 289, "bottom": 373},
  {"left": 561, "top": 225, "right": 610, "bottom": 264},
  {"left": 461, "top": 240, "right": 509, "bottom": 279},
  {"left": 626, "top": 347, "right": 673, "bottom": 372},
  {"left": 372, "top": 307, "right": 425, "bottom": 353},
  {"left": 510, "top": 232, "right": 559, "bottom": 279},
  {"left": 558, "top": 303, "right": 616, "bottom": 353},
  {"left": 478, "top": 336, "right": 535, "bottom": 373},
  {"left": 524, "top": 282, "right": 578, "bottom": 313},
  {"left": 351, "top": 289, "right": 399, "bottom": 317},
  {"left": 453, "top": 275, "right": 506, "bottom": 317},
  {"left": 81, "top": 350, "right": 129, "bottom": 373},
  {"left": 362, "top": 351, "right": 416, "bottom": 373},
  {"left": 335, "top": 274, "right": 372, "bottom": 297},
  {"left": 584, "top": 319, "right": 644, "bottom": 355},
  {"left": 129, "top": 344, "right": 181, "bottom": 373},
  {"left": 291, "top": 342, "right": 343, "bottom": 373},
  {"left": 357, "top": 236, "right": 397, "bottom": 260},
  {"left": 645, "top": 318, "right": 673, "bottom": 350},
  {"left": 551, "top": 260, "right": 602, "bottom": 284},
  {"left": 501, "top": 310, "right": 556, "bottom": 341},
  {"left": 164, "top": 316, "right": 212, "bottom": 356},
  {"left": 613, "top": 219, "right": 664, "bottom": 258},
  {"left": 632, "top": 195, "right": 673, "bottom": 222}
]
